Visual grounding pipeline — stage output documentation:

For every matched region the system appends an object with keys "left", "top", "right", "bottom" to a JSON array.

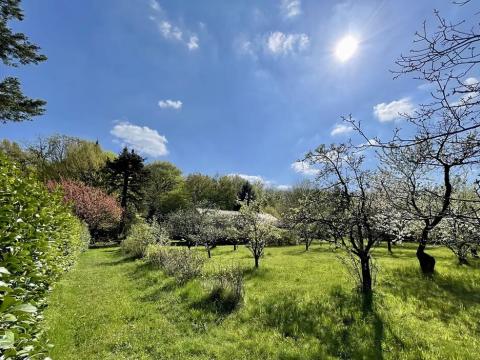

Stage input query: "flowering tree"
[{"left": 48, "top": 180, "right": 123, "bottom": 237}]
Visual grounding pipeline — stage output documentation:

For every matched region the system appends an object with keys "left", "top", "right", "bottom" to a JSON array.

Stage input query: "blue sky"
[{"left": 2, "top": 0, "right": 473, "bottom": 189}]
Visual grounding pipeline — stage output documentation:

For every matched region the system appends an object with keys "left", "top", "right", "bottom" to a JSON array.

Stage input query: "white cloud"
[
  {"left": 331, "top": 123, "right": 353, "bottom": 136},
  {"left": 158, "top": 99, "right": 182, "bottom": 110},
  {"left": 373, "top": 97, "right": 414, "bottom": 122},
  {"left": 110, "top": 121, "right": 168, "bottom": 157},
  {"left": 148, "top": 2, "right": 199, "bottom": 51},
  {"left": 266, "top": 31, "right": 309, "bottom": 55},
  {"left": 291, "top": 161, "right": 319, "bottom": 176},
  {"left": 149, "top": 0, "right": 161, "bottom": 11},
  {"left": 281, "top": 0, "right": 302, "bottom": 19},
  {"left": 276, "top": 184, "right": 292, "bottom": 191},
  {"left": 187, "top": 35, "right": 199, "bottom": 50},
  {"left": 229, "top": 173, "right": 268, "bottom": 185}
]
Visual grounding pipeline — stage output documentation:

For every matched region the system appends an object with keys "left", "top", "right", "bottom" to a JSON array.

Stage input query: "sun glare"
[{"left": 335, "top": 35, "right": 359, "bottom": 62}]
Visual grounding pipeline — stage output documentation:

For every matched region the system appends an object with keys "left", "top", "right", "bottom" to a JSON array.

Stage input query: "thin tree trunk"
[
  {"left": 305, "top": 241, "right": 309, "bottom": 251},
  {"left": 233, "top": 244, "right": 237, "bottom": 251},
  {"left": 387, "top": 239, "right": 392, "bottom": 254},
  {"left": 207, "top": 247, "right": 211, "bottom": 258},
  {"left": 254, "top": 256, "right": 259, "bottom": 268}
]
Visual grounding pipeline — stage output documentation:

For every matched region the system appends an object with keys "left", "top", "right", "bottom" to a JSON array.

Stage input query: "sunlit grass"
[{"left": 44, "top": 243, "right": 480, "bottom": 359}]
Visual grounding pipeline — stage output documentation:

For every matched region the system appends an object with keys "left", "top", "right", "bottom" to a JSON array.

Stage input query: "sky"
[{"left": 2, "top": 0, "right": 475, "bottom": 189}]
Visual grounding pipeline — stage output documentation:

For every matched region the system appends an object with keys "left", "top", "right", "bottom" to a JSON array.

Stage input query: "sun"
[{"left": 335, "top": 35, "right": 359, "bottom": 62}]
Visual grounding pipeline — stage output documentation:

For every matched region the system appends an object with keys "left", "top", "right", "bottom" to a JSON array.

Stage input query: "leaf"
[
  {"left": 0, "top": 331, "right": 15, "bottom": 350},
  {"left": 0, "top": 267, "right": 10, "bottom": 275},
  {"left": 12, "top": 303, "right": 37, "bottom": 313},
  {"left": 1, "top": 313, "right": 17, "bottom": 322}
]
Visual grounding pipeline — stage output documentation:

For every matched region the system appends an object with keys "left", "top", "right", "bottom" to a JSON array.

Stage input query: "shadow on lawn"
[
  {"left": 256, "top": 287, "right": 388, "bottom": 359},
  {"left": 382, "top": 266, "right": 480, "bottom": 321}
]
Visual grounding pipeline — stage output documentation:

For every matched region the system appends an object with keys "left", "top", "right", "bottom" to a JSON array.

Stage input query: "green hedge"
[{"left": 0, "top": 154, "right": 90, "bottom": 358}]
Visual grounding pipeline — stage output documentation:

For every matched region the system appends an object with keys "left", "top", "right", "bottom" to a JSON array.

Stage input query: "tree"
[
  {"left": 194, "top": 210, "right": 225, "bottom": 258},
  {"left": 237, "top": 199, "right": 279, "bottom": 268},
  {"left": 47, "top": 179, "right": 123, "bottom": 239},
  {"left": 344, "top": 2, "right": 480, "bottom": 274},
  {"left": 144, "top": 161, "right": 188, "bottom": 217},
  {"left": 105, "top": 147, "right": 147, "bottom": 210},
  {"left": 303, "top": 144, "right": 381, "bottom": 294},
  {"left": 185, "top": 173, "right": 217, "bottom": 205},
  {"left": 0, "top": 0, "right": 47, "bottom": 123},
  {"left": 166, "top": 208, "right": 203, "bottom": 249},
  {"left": 238, "top": 181, "right": 256, "bottom": 206}
]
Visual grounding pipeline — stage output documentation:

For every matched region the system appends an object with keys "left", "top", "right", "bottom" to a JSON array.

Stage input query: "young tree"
[
  {"left": 0, "top": 0, "right": 47, "bottom": 123},
  {"left": 166, "top": 207, "right": 203, "bottom": 249},
  {"left": 238, "top": 199, "right": 279, "bottom": 268}
]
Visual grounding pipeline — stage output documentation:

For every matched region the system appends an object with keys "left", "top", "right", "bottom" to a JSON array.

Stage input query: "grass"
[{"left": 44, "top": 243, "right": 480, "bottom": 360}]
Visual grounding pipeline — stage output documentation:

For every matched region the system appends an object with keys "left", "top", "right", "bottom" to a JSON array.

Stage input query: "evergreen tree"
[
  {"left": 0, "top": 0, "right": 47, "bottom": 123},
  {"left": 105, "top": 147, "right": 147, "bottom": 210},
  {"left": 238, "top": 181, "right": 256, "bottom": 206}
]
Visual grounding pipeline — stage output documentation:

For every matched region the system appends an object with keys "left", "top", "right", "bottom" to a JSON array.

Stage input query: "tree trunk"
[
  {"left": 387, "top": 239, "right": 392, "bottom": 254},
  {"left": 305, "top": 241, "right": 309, "bottom": 251},
  {"left": 360, "top": 254, "right": 372, "bottom": 294},
  {"left": 254, "top": 256, "right": 259, "bottom": 268},
  {"left": 207, "top": 247, "right": 211, "bottom": 258},
  {"left": 416, "top": 242, "right": 435, "bottom": 274},
  {"left": 471, "top": 247, "right": 479, "bottom": 258},
  {"left": 458, "top": 255, "right": 469, "bottom": 265},
  {"left": 233, "top": 244, "right": 237, "bottom": 251}
]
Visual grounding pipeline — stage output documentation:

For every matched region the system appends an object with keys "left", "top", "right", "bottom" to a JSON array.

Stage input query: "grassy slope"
[{"left": 44, "top": 244, "right": 480, "bottom": 360}]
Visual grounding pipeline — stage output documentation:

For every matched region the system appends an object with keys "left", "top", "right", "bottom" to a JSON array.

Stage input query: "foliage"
[
  {"left": 203, "top": 264, "right": 244, "bottom": 311},
  {"left": 47, "top": 179, "right": 123, "bottom": 237},
  {"left": 0, "top": 0, "right": 47, "bottom": 123},
  {"left": 237, "top": 181, "right": 256, "bottom": 206},
  {"left": 121, "top": 218, "right": 168, "bottom": 258},
  {"left": 144, "top": 161, "right": 189, "bottom": 217},
  {"left": 0, "top": 153, "right": 89, "bottom": 358},
  {"left": 145, "top": 245, "right": 205, "bottom": 284}
]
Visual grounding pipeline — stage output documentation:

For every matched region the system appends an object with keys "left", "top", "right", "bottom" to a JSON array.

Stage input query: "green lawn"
[{"left": 44, "top": 244, "right": 480, "bottom": 360}]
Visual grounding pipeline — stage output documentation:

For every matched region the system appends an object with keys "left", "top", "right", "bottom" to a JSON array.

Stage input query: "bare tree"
[{"left": 303, "top": 143, "right": 380, "bottom": 294}]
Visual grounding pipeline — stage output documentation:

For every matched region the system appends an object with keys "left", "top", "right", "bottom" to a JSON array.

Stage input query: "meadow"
[{"left": 44, "top": 244, "right": 480, "bottom": 360}]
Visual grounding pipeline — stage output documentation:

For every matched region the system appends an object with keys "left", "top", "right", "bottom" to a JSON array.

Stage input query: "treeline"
[{"left": 0, "top": 136, "right": 300, "bottom": 238}]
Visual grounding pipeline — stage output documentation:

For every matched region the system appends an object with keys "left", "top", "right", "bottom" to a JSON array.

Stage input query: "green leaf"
[
  {"left": 1, "top": 313, "right": 17, "bottom": 322},
  {"left": 0, "top": 267, "right": 10, "bottom": 275},
  {"left": 12, "top": 303, "right": 37, "bottom": 313},
  {"left": 0, "top": 331, "right": 15, "bottom": 350}
]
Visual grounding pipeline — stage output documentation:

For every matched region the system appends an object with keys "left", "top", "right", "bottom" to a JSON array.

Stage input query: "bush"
[
  {"left": 47, "top": 179, "right": 123, "bottom": 238},
  {"left": 145, "top": 245, "right": 205, "bottom": 284},
  {"left": 121, "top": 219, "right": 169, "bottom": 258},
  {"left": 203, "top": 264, "right": 244, "bottom": 311},
  {"left": 0, "top": 154, "right": 90, "bottom": 358}
]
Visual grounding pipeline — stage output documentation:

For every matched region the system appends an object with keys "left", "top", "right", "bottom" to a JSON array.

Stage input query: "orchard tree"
[
  {"left": 0, "top": 0, "right": 47, "bottom": 123},
  {"left": 238, "top": 199, "right": 280, "bottom": 268},
  {"left": 166, "top": 207, "right": 203, "bottom": 249},
  {"left": 303, "top": 143, "right": 381, "bottom": 294}
]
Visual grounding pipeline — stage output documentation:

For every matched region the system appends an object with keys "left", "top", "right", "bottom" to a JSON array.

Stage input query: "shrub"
[
  {"left": 145, "top": 245, "right": 205, "bottom": 284},
  {"left": 203, "top": 264, "right": 244, "bottom": 311},
  {"left": 121, "top": 219, "right": 169, "bottom": 258},
  {"left": 47, "top": 179, "right": 123, "bottom": 238},
  {"left": 0, "top": 154, "right": 90, "bottom": 358}
]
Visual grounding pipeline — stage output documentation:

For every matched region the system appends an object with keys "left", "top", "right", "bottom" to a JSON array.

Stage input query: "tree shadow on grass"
[
  {"left": 381, "top": 266, "right": 480, "bottom": 322},
  {"left": 255, "top": 287, "right": 388, "bottom": 359}
]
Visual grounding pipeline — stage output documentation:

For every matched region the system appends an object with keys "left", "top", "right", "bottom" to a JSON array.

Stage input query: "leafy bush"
[
  {"left": 203, "top": 264, "right": 244, "bottom": 311},
  {"left": 47, "top": 179, "right": 123, "bottom": 238},
  {"left": 121, "top": 219, "right": 169, "bottom": 258},
  {"left": 0, "top": 154, "right": 90, "bottom": 358},
  {"left": 145, "top": 245, "right": 205, "bottom": 284}
]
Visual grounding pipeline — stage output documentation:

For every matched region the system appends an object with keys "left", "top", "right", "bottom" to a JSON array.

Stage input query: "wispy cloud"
[
  {"left": 111, "top": 121, "right": 168, "bottom": 157},
  {"left": 373, "top": 97, "right": 414, "bottom": 122},
  {"left": 148, "top": 0, "right": 199, "bottom": 51},
  {"left": 266, "top": 31, "right": 309, "bottom": 55},
  {"left": 228, "top": 173, "right": 290, "bottom": 190},
  {"left": 158, "top": 99, "right": 182, "bottom": 110},
  {"left": 281, "top": 0, "right": 302, "bottom": 19},
  {"left": 331, "top": 123, "right": 353, "bottom": 136},
  {"left": 291, "top": 161, "right": 319, "bottom": 176}
]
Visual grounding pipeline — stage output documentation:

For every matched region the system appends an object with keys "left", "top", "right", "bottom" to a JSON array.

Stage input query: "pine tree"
[{"left": 0, "top": 0, "right": 47, "bottom": 123}]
